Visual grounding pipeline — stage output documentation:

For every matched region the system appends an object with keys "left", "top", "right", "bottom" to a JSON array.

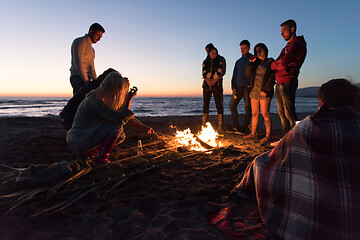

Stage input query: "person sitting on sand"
[
  {"left": 244, "top": 43, "right": 275, "bottom": 143},
  {"left": 228, "top": 79, "right": 360, "bottom": 239},
  {"left": 67, "top": 71, "right": 154, "bottom": 164}
]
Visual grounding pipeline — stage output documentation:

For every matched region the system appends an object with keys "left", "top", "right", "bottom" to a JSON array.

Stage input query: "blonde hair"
[{"left": 91, "top": 71, "right": 129, "bottom": 111}]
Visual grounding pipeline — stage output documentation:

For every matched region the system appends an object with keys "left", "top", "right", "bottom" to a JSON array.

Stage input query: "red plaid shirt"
[{"left": 234, "top": 105, "right": 360, "bottom": 239}]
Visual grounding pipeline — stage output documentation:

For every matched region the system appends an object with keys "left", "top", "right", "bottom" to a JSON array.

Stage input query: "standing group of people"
[
  {"left": 62, "top": 19, "right": 308, "bottom": 163},
  {"left": 202, "top": 19, "right": 307, "bottom": 142}
]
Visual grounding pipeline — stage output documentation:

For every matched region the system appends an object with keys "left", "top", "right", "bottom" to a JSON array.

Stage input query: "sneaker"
[{"left": 270, "top": 139, "right": 281, "bottom": 147}]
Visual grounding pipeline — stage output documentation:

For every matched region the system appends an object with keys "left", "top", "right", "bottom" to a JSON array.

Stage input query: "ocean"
[{"left": 0, "top": 96, "right": 318, "bottom": 118}]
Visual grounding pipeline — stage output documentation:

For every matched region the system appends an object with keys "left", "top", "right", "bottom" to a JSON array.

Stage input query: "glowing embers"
[{"left": 175, "top": 122, "right": 221, "bottom": 151}]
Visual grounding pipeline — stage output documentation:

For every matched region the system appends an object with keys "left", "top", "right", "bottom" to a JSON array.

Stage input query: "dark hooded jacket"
[{"left": 202, "top": 55, "right": 223, "bottom": 90}]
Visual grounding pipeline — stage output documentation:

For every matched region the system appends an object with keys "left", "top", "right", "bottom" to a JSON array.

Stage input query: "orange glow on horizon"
[
  {"left": 0, "top": 90, "right": 232, "bottom": 98},
  {"left": 0, "top": 93, "right": 203, "bottom": 98},
  {"left": 0, "top": 92, "right": 73, "bottom": 98}
]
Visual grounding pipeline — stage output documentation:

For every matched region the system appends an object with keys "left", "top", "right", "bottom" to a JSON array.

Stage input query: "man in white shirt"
[{"left": 70, "top": 23, "right": 105, "bottom": 94}]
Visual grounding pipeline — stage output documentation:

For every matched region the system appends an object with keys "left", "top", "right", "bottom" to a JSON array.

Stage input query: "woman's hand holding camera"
[{"left": 124, "top": 86, "right": 138, "bottom": 109}]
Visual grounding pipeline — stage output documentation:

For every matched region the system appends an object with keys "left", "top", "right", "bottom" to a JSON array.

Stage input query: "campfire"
[{"left": 174, "top": 122, "right": 221, "bottom": 151}]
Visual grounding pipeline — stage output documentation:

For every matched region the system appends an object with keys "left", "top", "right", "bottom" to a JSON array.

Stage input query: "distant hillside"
[
  {"left": 296, "top": 87, "right": 319, "bottom": 97},
  {"left": 296, "top": 82, "right": 360, "bottom": 97}
]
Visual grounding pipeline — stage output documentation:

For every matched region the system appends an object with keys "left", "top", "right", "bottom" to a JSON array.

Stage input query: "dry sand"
[{"left": 0, "top": 113, "right": 312, "bottom": 240}]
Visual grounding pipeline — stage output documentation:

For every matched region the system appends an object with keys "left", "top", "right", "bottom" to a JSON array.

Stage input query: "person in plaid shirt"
[{"left": 210, "top": 79, "right": 360, "bottom": 239}]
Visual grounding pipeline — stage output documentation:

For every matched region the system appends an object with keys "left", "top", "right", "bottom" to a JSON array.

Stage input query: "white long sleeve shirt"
[{"left": 70, "top": 34, "right": 97, "bottom": 81}]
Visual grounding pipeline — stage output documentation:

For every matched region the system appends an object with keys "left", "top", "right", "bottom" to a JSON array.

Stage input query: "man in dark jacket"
[
  {"left": 229, "top": 40, "right": 252, "bottom": 133},
  {"left": 271, "top": 19, "right": 307, "bottom": 136}
]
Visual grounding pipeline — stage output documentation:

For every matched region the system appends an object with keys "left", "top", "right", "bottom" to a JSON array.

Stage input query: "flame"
[{"left": 174, "top": 122, "right": 221, "bottom": 151}]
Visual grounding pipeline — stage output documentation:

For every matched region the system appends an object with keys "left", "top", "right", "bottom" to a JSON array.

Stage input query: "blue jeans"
[
  {"left": 203, "top": 89, "right": 224, "bottom": 114},
  {"left": 275, "top": 82, "right": 298, "bottom": 136},
  {"left": 229, "top": 86, "right": 251, "bottom": 130}
]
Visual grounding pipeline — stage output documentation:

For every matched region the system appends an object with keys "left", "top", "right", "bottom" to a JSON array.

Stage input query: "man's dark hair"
[
  {"left": 89, "top": 23, "right": 105, "bottom": 33},
  {"left": 254, "top": 43, "right": 268, "bottom": 58},
  {"left": 240, "top": 40, "right": 250, "bottom": 47},
  {"left": 318, "top": 79, "right": 360, "bottom": 109},
  {"left": 281, "top": 19, "right": 297, "bottom": 33}
]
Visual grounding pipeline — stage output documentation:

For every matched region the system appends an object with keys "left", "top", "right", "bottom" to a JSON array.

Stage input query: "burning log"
[
  {"left": 174, "top": 122, "right": 221, "bottom": 151},
  {"left": 195, "top": 136, "right": 214, "bottom": 150}
]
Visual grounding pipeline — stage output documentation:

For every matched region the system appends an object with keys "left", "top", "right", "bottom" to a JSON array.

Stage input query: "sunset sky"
[{"left": 1, "top": 0, "right": 359, "bottom": 97}]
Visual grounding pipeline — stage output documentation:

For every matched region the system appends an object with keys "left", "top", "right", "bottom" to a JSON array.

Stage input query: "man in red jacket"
[{"left": 271, "top": 19, "right": 307, "bottom": 136}]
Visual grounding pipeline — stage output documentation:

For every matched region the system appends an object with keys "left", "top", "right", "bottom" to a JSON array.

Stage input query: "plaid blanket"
[
  {"left": 208, "top": 203, "right": 275, "bottom": 240},
  {"left": 231, "top": 105, "right": 360, "bottom": 239}
]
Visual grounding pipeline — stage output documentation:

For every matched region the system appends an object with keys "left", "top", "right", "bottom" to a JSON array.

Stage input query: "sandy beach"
[{"left": 0, "top": 113, "right": 312, "bottom": 240}]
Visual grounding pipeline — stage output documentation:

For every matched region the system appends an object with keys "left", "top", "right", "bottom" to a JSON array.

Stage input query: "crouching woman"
[{"left": 67, "top": 71, "right": 153, "bottom": 164}]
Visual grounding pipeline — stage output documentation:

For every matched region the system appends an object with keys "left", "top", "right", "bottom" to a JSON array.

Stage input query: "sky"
[{"left": 1, "top": 0, "right": 359, "bottom": 97}]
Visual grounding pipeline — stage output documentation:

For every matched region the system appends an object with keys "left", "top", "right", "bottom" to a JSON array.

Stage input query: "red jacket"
[{"left": 271, "top": 36, "right": 307, "bottom": 84}]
